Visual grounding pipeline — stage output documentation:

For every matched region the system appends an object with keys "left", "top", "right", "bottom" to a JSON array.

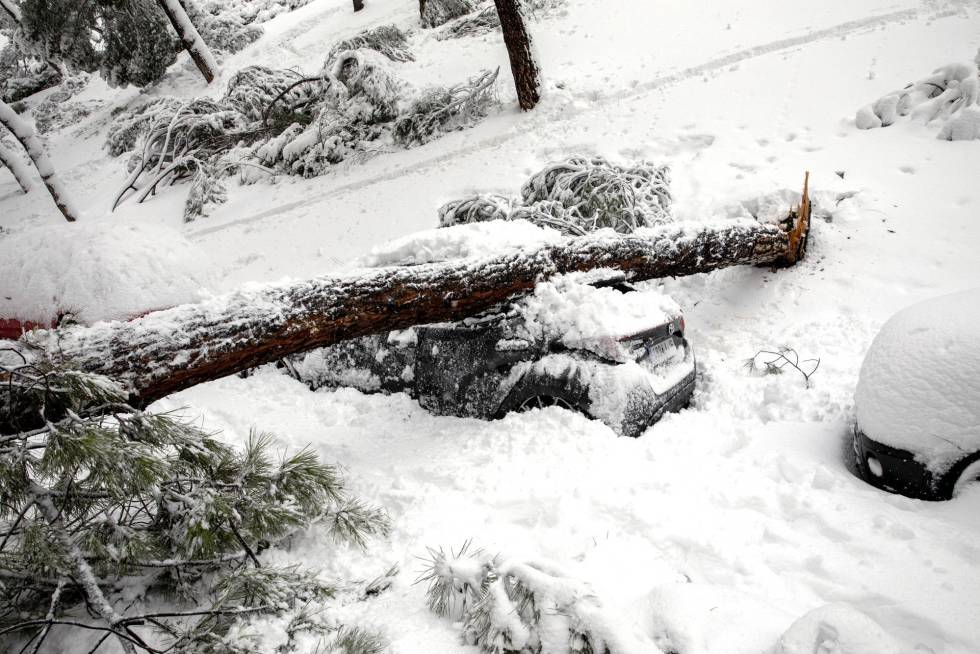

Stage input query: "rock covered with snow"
[
  {"left": 855, "top": 288, "right": 980, "bottom": 473},
  {"left": 356, "top": 218, "right": 563, "bottom": 267},
  {"left": 0, "top": 221, "right": 213, "bottom": 327}
]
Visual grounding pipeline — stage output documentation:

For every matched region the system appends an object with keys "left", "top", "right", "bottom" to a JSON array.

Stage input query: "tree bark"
[
  {"left": 493, "top": 0, "right": 540, "bottom": 110},
  {"left": 157, "top": 0, "right": 218, "bottom": 85},
  {"left": 0, "top": 140, "right": 33, "bottom": 193},
  {"left": 0, "top": 0, "right": 21, "bottom": 23},
  {"left": 0, "top": 100, "right": 80, "bottom": 222},
  {"left": 353, "top": 0, "right": 364, "bottom": 10},
  {"left": 32, "top": 202, "right": 810, "bottom": 406}
]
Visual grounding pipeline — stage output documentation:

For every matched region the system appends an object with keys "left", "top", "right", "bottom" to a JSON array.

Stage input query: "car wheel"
[
  {"left": 951, "top": 456, "right": 980, "bottom": 498},
  {"left": 517, "top": 394, "right": 576, "bottom": 412}
]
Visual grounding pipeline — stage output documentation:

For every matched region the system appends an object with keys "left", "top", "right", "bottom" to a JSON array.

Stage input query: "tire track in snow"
[{"left": 188, "top": 4, "right": 948, "bottom": 240}]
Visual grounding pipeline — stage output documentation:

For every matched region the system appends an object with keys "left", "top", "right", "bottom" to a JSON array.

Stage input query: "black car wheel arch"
[
  {"left": 494, "top": 373, "right": 592, "bottom": 420},
  {"left": 941, "top": 451, "right": 980, "bottom": 499}
]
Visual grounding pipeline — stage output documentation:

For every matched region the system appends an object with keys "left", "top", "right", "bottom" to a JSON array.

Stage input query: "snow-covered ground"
[{"left": 3, "top": 0, "right": 980, "bottom": 652}]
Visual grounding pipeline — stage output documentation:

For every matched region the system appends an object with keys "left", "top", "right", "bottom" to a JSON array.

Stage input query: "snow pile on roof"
[
  {"left": 856, "top": 59, "right": 980, "bottom": 140},
  {"left": 775, "top": 603, "right": 904, "bottom": 654},
  {"left": 0, "top": 221, "right": 214, "bottom": 325},
  {"left": 855, "top": 288, "right": 980, "bottom": 473},
  {"left": 516, "top": 273, "right": 681, "bottom": 361},
  {"left": 356, "top": 219, "right": 563, "bottom": 267}
]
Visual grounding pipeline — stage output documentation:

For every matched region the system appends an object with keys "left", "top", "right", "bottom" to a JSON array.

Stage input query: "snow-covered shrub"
[
  {"left": 224, "top": 65, "right": 314, "bottom": 123},
  {"left": 438, "top": 193, "right": 516, "bottom": 227},
  {"left": 330, "top": 49, "right": 403, "bottom": 123},
  {"left": 31, "top": 74, "right": 100, "bottom": 133},
  {"left": 856, "top": 58, "right": 980, "bottom": 140},
  {"left": 194, "top": 0, "right": 316, "bottom": 25},
  {"left": 326, "top": 24, "right": 415, "bottom": 64},
  {"left": 419, "top": 542, "right": 651, "bottom": 653},
  {"left": 421, "top": 0, "right": 476, "bottom": 28},
  {"left": 438, "top": 157, "right": 671, "bottom": 235},
  {"left": 521, "top": 156, "right": 672, "bottom": 232},
  {"left": 436, "top": 5, "right": 499, "bottom": 39},
  {"left": 0, "top": 43, "right": 60, "bottom": 102},
  {"left": 393, "top": 67, "right": 498, "bottom": 145},
  {"left": 186, "top": 0, "right": 264, "bottom": 53},
  {"left": 184, "top": 160, "right": 229, "bottom": 222}
]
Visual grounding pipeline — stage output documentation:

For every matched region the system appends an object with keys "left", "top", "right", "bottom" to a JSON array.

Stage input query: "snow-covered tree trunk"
[
  {"left": 0, "top": 141, "right": 33, "bottom": 193},
  {"left": 31, "top": 206, "right": 810, "bottom": 405},
  {"left": 493, "top": 0, "right": 540, "bottom": 110},
  {"left": 0, "top": 100, "right": 80, "bottom": 222},
  {"left": 0, "top": 0, "right": 22, "bottom": 23},
  {"left": 157, "top": 0, "right": 218, "bottom": 84}
]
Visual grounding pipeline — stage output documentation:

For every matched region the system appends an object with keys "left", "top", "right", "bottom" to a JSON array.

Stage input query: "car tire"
[
  {"left": 948, "top": 454, "right": 980, "bottom": 498},
  {"left": 495, "top": 377, "right": 591, "bottom": 420}
]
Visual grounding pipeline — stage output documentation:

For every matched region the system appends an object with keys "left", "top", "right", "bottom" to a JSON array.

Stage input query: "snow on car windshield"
[
  {"left": 516, "top": 272, "right": 681, "bottom": 362},
  {"left": 855, "top": 288, "right": 980, "bottom": 473}
]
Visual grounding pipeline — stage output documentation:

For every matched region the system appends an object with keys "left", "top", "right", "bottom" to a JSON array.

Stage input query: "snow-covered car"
[
  {"left": 852, "top": 289, "right": 980, "bottom": 500},
  {"left": 285, "top": 273, "right": 696, "bottom": 437}
]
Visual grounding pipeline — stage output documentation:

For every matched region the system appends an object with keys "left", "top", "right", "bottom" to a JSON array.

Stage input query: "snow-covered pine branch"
[
  {"left": 419, "top": 542, "right": 658, "bottom": 653},
  {"left": 0, "top": 363, "right": 390, "bottom": 653},
  {"left": 157, "top": 0, "right": 220, "bottom": 84},
  {"left": 0, "top": 99, "right": 81, "bottom": 222}
]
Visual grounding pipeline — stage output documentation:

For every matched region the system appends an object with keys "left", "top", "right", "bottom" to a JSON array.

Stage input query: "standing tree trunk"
[
  {"left": 353, "top": 0, "right": 364, "bottom": 10},
  {"left": 156, "top": 0, "right": 218, "bottom": 84},
  {"left": 493, "top": 0, "right": 540, "bottom": 110},
  {"left": 0, "top": 141, "right": 33, "bottom": 193},
  {"left": 0, "top": 100, "right": 80, "bottom": 222},
  {"left": 32, "top": 199, "right": 811, "bottom": 405}
]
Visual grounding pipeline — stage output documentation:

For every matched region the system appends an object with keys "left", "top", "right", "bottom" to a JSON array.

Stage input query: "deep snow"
[{"left": 2, "top": 0, "right": 980, "bottom": 652}]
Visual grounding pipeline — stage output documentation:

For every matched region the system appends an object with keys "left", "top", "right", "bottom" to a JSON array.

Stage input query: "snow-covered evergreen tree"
[
  {"left": 0, "top": 360, "right": 390, "bottom": 653},
  {"left": 17, "top": 0, "right": 177, "bottom": 88}
]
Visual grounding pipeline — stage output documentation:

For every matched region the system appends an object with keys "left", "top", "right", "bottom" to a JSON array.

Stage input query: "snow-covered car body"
[
  {"left": 286, "top": 274, "right": 696, "bottom": 437},
  {"left": 852, "top": 289, "right": 980, "bottom": 500}
]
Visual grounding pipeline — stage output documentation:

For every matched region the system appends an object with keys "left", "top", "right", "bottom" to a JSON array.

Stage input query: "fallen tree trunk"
[
  {"left": 30, "top": 194, "right": 810, "bottom": 406},
  {"left": 157, "top": 0, "right": 218, "bottom": 84}
]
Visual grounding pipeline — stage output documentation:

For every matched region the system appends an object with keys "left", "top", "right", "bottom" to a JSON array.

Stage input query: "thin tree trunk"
[
  {"left": 33, "top": 203, "right": 811, "bottom": 405},
  {"left": 493, "top": 0, "right": 540, "bottom": 110},
  {"left": 0, "top": 100, "right": 80, "bottom": 222},
  {"left": 353, "top": 0, "right": 364, "bottom": 10},
  {"left": 0, "top": 0, "right": 21, "bottom": 23},
  {"left": 157, "top": 0, "right": 218, "bottom": 84},
  {"left": 0, "top": 140, "right": 33, "bottom": 193}
]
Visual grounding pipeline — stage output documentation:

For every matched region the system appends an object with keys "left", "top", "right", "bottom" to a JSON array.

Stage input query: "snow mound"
[
  {"left": 856, "top": 60, "right": 980, "bottom": 140},
  {"left": 646, "top": 583, "right": 796, "bottom": 654},
  {"left": 0, "top": 221, "right": 214, "bottom": 326},
  {"left": 775, "top": 603, "right": 904, "bottom": 654},
  {"left": 855, "top": 288, "right": 980, "bottom": 473},
  {"left": 356, "top": 219, "right": 563, "bottom": 267},
  {"left": 516, "top": 273, "right": 682, "bottom": 361}
]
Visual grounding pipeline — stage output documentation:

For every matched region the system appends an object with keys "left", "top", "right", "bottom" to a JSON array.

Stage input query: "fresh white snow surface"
[
  {"left": 0, "top": 221, "right": 213, "bottom": 324},
  {"left": 855, "top": 288, "right": 980, "bottom": 473},
  {"left": 3, "top": 0, "right": 980, "bottom": 652}
]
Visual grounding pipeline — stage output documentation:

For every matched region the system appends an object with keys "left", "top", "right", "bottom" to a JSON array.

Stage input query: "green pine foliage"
[
  {"left": 17, "top": 0, "right": 177, "bottom": 88},
  {"left": 0, "top": 359, "right": 390, "bottom": 653}
]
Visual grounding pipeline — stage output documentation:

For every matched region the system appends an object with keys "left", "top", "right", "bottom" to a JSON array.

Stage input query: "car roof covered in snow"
[{"left": 855, "top": 288, "right": 980, "bottom": 473}]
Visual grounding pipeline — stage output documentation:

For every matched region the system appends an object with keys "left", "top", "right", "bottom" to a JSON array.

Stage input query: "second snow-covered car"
[
  {"left": 852, "top": 288, "right": 980, "bottom": 500},
  {"left": 284, "top": 272, "right": 696, "bottom": 437}
]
